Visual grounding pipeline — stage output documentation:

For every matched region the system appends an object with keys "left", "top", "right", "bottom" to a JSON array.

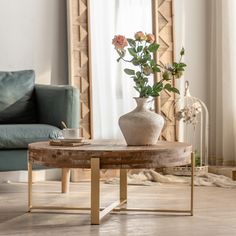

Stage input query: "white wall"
[
  {"left": 0, "top": 0, "right": 68, "bottom": 84},
  {"left": 174, "top": 0, "right": 208, "bottom": 104}
]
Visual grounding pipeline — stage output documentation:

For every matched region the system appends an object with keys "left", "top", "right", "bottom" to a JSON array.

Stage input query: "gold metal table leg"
[
  {"left": 91, "top": 158, "right": 100, "bottom": 225},
  {"left": 120, "top": 169, "right": 127, "bottom": 202},
  {"left": 191, "top": 152, "right": 195, "bottom": 216},
  {"left": 28, "top": 160, "right": 33, "bottom": 212}
]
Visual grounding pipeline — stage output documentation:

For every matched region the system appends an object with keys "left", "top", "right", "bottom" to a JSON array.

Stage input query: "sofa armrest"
[{"left": 35, "top": 84, "right": 80, "bottom": 129}]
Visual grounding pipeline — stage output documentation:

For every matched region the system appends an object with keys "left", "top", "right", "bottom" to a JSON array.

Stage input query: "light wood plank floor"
[{"left": 0, "top": 181, "right": 236, "bottom": 236}]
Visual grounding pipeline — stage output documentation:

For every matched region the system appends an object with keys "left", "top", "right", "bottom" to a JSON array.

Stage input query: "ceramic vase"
[{"left": 119, "top": 97, "right": 165, "bottom": 146}]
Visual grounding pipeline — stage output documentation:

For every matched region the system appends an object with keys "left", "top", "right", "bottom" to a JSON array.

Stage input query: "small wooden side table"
[{"left": 28, "top": 140, "right": 194, "bottom": 225}]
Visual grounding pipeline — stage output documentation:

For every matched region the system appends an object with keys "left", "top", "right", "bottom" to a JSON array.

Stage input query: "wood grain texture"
[
  {"left": 152, "top": 0, "right": 176, "bottom": 141},
  {"left": 67, "top": 0, "right": 92, "bottom": 138},
  {"left": 28, "top": 140, "right": 192, "bottom": 169}
]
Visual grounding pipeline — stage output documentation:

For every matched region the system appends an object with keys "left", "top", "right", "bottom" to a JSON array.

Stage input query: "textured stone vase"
[{"left": 119, "top": 97, "right": 165, "bottom": 146}]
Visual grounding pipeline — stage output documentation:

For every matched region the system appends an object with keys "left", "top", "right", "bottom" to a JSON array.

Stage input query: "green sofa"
[{"left": 0, "top": 70, "right": 80, "bottom": 171}]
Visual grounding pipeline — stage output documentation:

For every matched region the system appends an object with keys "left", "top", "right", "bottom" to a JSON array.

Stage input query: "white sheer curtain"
[
  {"left": 209, "top": 0, "right": 236, "bottom": 165},
  {"left": 90, "top": 0, "right": 152, "bottom": 139}
]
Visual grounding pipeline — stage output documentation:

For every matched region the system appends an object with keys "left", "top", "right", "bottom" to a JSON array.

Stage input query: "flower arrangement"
[{"left": 112, "top": 31, "right": 186, "bottom": 98}]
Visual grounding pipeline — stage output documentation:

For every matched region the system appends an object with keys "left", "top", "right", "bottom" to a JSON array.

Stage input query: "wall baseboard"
[{"left": 0, "top": 169, "right": 61, "bottom": 183}]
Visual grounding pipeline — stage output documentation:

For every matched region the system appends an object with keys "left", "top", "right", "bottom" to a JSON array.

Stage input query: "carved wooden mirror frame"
[{"left": 67, "top": 0, "right": 176, "bottom": 141}]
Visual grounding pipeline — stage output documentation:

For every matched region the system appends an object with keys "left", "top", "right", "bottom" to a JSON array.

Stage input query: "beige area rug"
[{"left": 105, "top": 170, "right": 236, "bottom": 188}]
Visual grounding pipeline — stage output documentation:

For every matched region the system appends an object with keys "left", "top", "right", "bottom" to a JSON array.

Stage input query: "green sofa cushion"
[
  {"left": 0, "top": 70, "right": 37, "bottom": 124},
  {"left": 0, "top": 124, "right": 61, "bottom": 149}
]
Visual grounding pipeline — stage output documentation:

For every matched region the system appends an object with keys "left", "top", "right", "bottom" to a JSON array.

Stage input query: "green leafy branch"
[{"left": 115, "top": 35, "right": 186, "bottom": 98}]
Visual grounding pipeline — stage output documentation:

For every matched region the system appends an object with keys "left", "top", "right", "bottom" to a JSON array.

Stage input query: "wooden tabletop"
[{"left": 28, "top": 140, "right": 192, "bottom": 169}]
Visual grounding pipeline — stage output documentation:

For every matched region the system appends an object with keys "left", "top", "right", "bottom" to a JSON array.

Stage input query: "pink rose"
[
  {"left": 134, "top": 31, "right": 146, "bottom": 41},
  {"left": 112, "top": 35, "right": 128, "bottom": 50},
  {"left": 146, "top": 34, "right": 155, "bottom": 43}
]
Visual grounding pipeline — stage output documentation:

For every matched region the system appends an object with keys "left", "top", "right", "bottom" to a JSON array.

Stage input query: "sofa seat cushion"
[{"left": 0, "top": 124, "right": 61, "bottom": 149}]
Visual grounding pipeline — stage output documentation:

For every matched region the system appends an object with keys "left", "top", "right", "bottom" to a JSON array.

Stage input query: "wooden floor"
[{"left": 0, "top": 181, "right": 236, "bottom": 235}]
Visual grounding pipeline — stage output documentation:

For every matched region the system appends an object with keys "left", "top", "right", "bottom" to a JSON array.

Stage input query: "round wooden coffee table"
[{"left": 28, "top": 140, "right": 194, "bottom": 225}]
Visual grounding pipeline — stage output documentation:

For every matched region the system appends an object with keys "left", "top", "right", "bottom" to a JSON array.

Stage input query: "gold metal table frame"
[{"left": 27, "top": 141, "right": 194, "bottom": 225}]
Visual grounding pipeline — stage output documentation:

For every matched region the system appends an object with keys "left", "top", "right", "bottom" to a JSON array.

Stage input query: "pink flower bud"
[
  {"left": 146, "top": 34, "right": 155, "bottom": 43},
  {"left": 134, "top": 31, "right": 146, "bottom": 41},
  {"left": 143, "top": 66, "right": 152, "bottom": 75},
  {"left": 112, "top": 35, "right": 128, "bottom": 50}
]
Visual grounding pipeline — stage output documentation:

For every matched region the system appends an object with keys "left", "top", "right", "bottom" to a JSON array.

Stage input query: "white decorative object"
[
  {"left": 165, "top": 81, "right": 209, "bottom": 176},
  {"left": 119, "top": 97, "right": 164, "bottom": 145}
]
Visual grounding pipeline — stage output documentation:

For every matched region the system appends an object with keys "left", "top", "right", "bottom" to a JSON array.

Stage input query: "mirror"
[
  {"left": 90, "top": 0, "right": 152, "bottom": 139},
  {"left": 67, "top": 0, "right": 175, "bottom": 140}
]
